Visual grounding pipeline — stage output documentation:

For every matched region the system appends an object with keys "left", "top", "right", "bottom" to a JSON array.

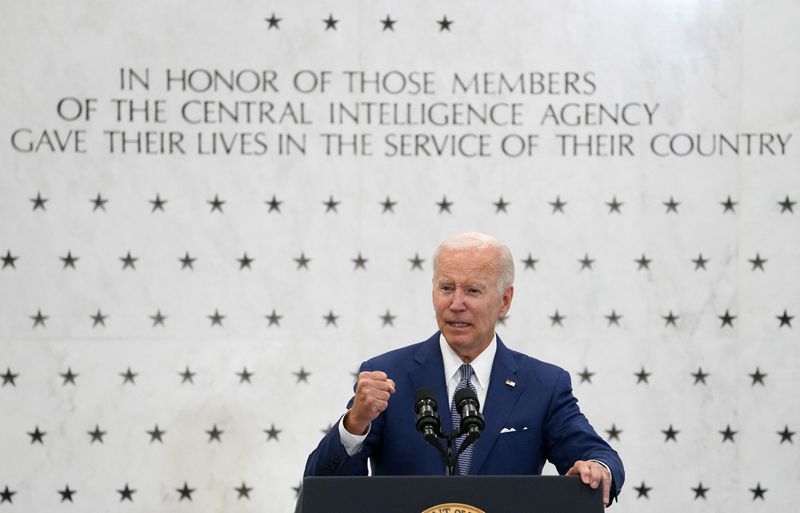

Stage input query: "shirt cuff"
[{"left": 338, "top": 413, "right": 370, "bottom": 456}]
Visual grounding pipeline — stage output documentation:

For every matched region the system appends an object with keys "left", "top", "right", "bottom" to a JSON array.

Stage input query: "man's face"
[{"left": 432, "top": 247, "right": 513, "bottom": 362}]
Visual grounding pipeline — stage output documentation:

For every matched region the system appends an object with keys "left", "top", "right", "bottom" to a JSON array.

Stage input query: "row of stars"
[
  {"left": 13, "top": 421, "right": 795, "bottom": 447},
  {"left": 632, "top": 481, "right": 769, "bottom": 501},
  {"left": 0, "top": 365, "right": 782, "bottom": 388},
  {"left": 20, "top": 423, "right": 281, "bottom": 445},
  {"left": 261, "top": 13, "right": 456, "bottom": 32},
  {"left": 20, "top": 192, "right": 800, "bottom": 214},
  {"left": 0, "top": 250, "right": 787, "bottom": 274},
  {"left": 15, "top": 308, "right": 795, "bottom": 329},
  {"left": 0, "top": 480, "right": 774, "bottom": 504},
  {"left": 0, "top": 481, "right": 262, "bottom": 504}
]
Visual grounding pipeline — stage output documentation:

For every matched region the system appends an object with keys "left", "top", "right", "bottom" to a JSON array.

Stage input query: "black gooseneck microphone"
[
  {"left": 453, "top": 387, "right": 485, "bottom": 436},
  {"left": 414, "top": 388, "right": 441, "bottom": 441}
]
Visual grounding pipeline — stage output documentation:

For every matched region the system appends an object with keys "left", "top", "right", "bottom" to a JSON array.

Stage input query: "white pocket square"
[{"left": 500, "top": 427, "right": 517, "bottom": 433}]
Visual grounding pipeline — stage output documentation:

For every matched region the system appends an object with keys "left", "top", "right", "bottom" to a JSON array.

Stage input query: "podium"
[{"left": 296, "top": 475, "right": 604, "bottom": 513}]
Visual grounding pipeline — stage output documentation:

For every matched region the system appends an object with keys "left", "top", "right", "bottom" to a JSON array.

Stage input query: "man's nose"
[{"left": 449, "top": 289, "right": 467, "bottom": 311}]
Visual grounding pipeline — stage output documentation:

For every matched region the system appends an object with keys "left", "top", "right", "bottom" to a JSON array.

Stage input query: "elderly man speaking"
[{"left": 304, "top": 232, "right": 624, "bottom": 506}]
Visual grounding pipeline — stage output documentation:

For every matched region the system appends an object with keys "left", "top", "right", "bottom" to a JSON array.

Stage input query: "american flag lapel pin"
[{"left": 505, "top": 379, "right": 516, "bottom": 388}]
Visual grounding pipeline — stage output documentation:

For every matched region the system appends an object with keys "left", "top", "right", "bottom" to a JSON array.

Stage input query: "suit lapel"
[
  {"left": 470, "top": 337, "right": 524, "bottom": 474},
  {"left": 407, "top": 333, "right": 453, "bottom": 433}
]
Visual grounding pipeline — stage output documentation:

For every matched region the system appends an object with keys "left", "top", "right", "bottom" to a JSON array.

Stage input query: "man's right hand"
[{"left": 343, "top": 371, "right": 396, "bottom": 435}]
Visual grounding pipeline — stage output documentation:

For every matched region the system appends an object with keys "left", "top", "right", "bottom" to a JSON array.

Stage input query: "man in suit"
[{"left": 304, "top": 232, "right": 624, "bottom": 505}]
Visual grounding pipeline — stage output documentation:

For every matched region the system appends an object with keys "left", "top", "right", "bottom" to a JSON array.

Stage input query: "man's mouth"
[{"left": 447, "top": 322, "right": 471, "bottom": 328}]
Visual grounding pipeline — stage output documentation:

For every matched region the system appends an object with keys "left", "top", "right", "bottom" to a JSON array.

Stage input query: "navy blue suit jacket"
[{"left": 304, "top": 333, "right": 624, "bottom": 501}]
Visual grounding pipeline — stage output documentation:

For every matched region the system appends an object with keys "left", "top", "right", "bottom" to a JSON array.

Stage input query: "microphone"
[
  {"left": 414, "top": 388, "right": 441, "bottom": 439},
  {"left": 454, "top": 388, "right": 485, "bottom": 435}
]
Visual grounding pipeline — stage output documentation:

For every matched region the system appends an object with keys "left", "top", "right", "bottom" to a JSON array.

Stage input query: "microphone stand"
[{"left": 423, "top": 427, "right": 480, "bottom": 476}]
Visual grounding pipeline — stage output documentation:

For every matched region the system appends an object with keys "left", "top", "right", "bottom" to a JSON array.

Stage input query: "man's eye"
[{"left": 441, "top": 285, "right": 453, "bottom": 292}]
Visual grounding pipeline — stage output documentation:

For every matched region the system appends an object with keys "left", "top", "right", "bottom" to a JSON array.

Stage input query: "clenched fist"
[{"left": 343, "top": 371, "right": 396, "bottom": 435}]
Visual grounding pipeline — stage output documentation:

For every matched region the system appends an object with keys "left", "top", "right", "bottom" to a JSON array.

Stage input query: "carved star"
[
  {"left": 577, "top": 367, "right": 594, "bottom": 384},
  {"left": 749, "top": 483, "right": 767, "bottom": 501},
  {"left": 436, "top": 195, "right": 453, "bottom": 213},
  {"left": 380, "top": 15, "right": 396, "bottom": 31},
  {"left": 409, "top": 253, "right": 424, "bottom": 270},
  {"left": 265, "top": 13, "right": 281, "bottom": 29},
  {"left": 662, "top": 310, "right": 679, "bottom": 327},
  {"left": 521, "top": 253, "right": 538, "bottom": 271},
  {"left": 323, "top": 310, "right": 339, "bottom": 327},
  {"left": 208, "top": 194, "right": 225, "bottom": 213},
  {"left": 748, "top": 253, "right": 767, "bottom": 271},
  {"left": 549, "top": 195, "right": 566, "bottom": 213},
  {"left": 720, "top": 195, "right": 737, "bottom": 213},
  {"left": 294, "top": 367, "right": 310, "bottom": 383},
  {"left": 634, "top": 482, "right": 651, "bottom": 499},
  {"left": 235, "top": 482, "right": 252, "bottom": 500},
  {"left": 264, "top": 423, "right": 282, "bottom": 441},
  {"left": 606, "top": 195, "right": 623, "bottom": 214},
  {"left": 691, "top": 367, "right": 709, "bottom": 385},
  {"left": 578, "top": 253, "right": 595, "bottom": 270},
  {"left": 265, "top": 194, "right": 282, "bottom": 212},
  {"left": 718, "top": 309, "right": 736, "bottom": 328},
  {"left": 30, "top": 192, "right": 48, "bottom": 211},
  {"left": 692, "top": 253, "right": 709, "bottom": 270},
  {"left": 60, "top": 368, "right": 78, "bottom": 386},
  {"left": 323, "top": 195, "right": 340, "bottom": 212},
  {"left": 323, "top": 14, "right": 339, "bottom": 31},
  {"left": 149, "top": 194, "right": 167, "bottom": 212},
  {"left": 176, "top": 482, "right": 195, "bottom": 501},
  {"left": 28, "top": 426, "right": 46, "bottom": 444},
  {"left": 147, "top": 424, "right": 166, "bottom": 443},
  {"left": 179, "top": 366, "right": 195, "bottom": 384},
  {"left": 90, "top": 193, "right": 109, "bottom": 211},
  {"left": 238, "top": 252, "right": 254, "bottom": 270},
  {"left": 58, "top": 485, "right": 76, "bottom": 502},
  {"left": 493, "top": 196, "right": 509, "bottom": 213},
  {"left": 0, "top": 486, "right": 16, "bottom": 504},
  {"left": 662, "top": 424, "right": 679, "bottom": 442},
  {"left": 1, "top": 368, "right": 18, "bottom": 387},
  {"left": 605, "top": 424, "right": 622, "bottom": 441},
  {"left": 497, "top": 316, "right": 508, "bottom": 326},
  {"left": 237, "top": 367, "right": 254, "bottom": 384},
  {"left": 778, "top": 195, "right": 795, "bottom": 213},
  {"left": 120, "top": 367, "right": 137, "bottom": 384},
  {"left": 265, "top": 309, "right": 282, "bottom": 327},
  {"left": 179, "top": 251, "right": 196, "bottom": 270},
  {"left": 352, "top": 252, "right": 368, "bottom": 270},
  {"left": 87, "top": 424, "right": 106, "bottom": 444},
  {"left": 719, "top": 424, "right": 737, "bottom": 442},
  {"left": 208, "top": 309, "right": 225, "bottom": 326},
  {"left": 549, "top": 310, "right": 565, "bottom": 327},
  {"left": 150, "top": 309, "right": 167, "bottom": 327},
  {"left": 777, "top": 425, "right": 795, "bottom": 444},
  {"left": 90, "top": 309, "right": 108, "bottom": 328},
  {"left": 777, "top": 309, "right": 794, "bottom": 328},
  {"left": 293, "top": 483, "right": 302, "bottom": 498},
  {"left": 380, "top": 195, "right": 397, "bottom": 213},
  {"left": 120, "top": 251, "right": 138, "bottom": 270},
  {"left": 60, "top": 251, "right": 79, "bottom": 269},
  {"left": 437, "top": 15, "right": 453, "bottom": 31},
  {"left": 635, "top": 366, "right": 651, "bottom": 384},
  {"left": 692, "top": 482, "right": 709, "bottom": 500},
  {"left": 605, "top": 309, "right": 622, "bottom": 327},
  {"left": 380, "top": 310, "right": 396, "bottom": 327},
  {"left": 117, "top": 483, "right": 136, "bottom": 502},
  {"left": 663, "top": 196, "right": 680, "bottom": 213},
  {"left": 1, "top": 249, "right": 18, "bottom": 269},
  {"left": 294, "top": 252, "right": 311, "bottom": 269},
  {"left": 749, "top": 367, "right": 767, "bottom": 386},
  {"left": 206, "top": 424, "right": 223, "bottom": 442},
  {"left": 635, "top": 254, "right": 652, "bottom": 270},
  {"left": 30, "top": 309, "right": 48, "bottom": 328}
]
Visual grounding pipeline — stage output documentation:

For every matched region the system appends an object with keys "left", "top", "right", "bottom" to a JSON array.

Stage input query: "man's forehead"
[{"left": 435, "top": 247, "right": 501, "bottom": 276}]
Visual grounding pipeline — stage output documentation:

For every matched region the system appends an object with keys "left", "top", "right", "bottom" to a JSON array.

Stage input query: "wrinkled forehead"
[{"left": 434, "top": 247, "right": 502, "bottom": 281}]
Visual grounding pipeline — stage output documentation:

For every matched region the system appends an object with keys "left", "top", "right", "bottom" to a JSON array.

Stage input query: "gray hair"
[{"left": 433, "top": 232, "right": 515, "bottom": 294}]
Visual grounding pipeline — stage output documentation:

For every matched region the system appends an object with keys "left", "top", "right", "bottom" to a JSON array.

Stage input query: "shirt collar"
[{"left": 438, "top": 333, "right": 496, "bottom": 392}]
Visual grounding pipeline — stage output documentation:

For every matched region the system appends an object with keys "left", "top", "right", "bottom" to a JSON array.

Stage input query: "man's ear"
[{"left": 499, "top": 286, "right": 514, "bottom": 317}]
